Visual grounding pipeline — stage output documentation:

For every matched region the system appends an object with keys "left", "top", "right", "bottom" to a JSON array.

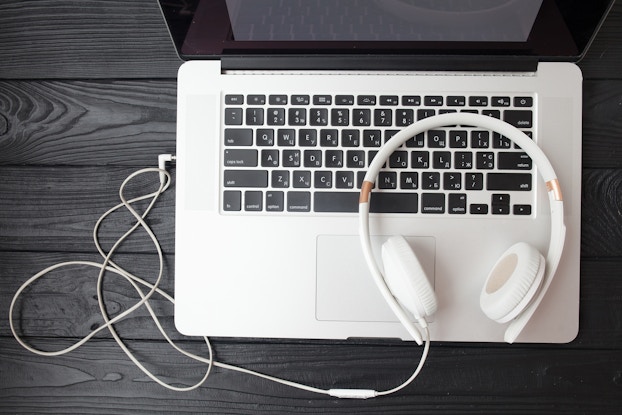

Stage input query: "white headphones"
[{"left": 358, "top": 112, "right": 566, "bottom": 345}]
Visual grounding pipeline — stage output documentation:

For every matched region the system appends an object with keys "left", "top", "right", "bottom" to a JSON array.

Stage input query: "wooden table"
[{"left": 1, "top": 1, "right": 621, "bottom": 413}]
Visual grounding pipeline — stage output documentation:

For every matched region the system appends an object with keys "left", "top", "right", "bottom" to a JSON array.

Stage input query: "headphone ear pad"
[
  {"left": 381, "top": 236, "right": 438, "bottom": 320},
  {"left": 480, "top": 242, "right": 545, "bottom": 323}
]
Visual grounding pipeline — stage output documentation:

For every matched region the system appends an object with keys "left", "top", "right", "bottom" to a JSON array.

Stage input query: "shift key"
[
  {"left": 224, "top": 170, "right": 268, "bottom": 187},
  {"left": 487, "top": 173, "right": 532, "bottom": 191}
]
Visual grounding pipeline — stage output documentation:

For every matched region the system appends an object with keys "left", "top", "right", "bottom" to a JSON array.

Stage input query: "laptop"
[{"left": 158, "top": 0, "right": 614, "bottom": 343}]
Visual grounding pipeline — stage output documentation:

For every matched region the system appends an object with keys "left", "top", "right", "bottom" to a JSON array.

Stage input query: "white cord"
[{"left": 8, "top": 162, "right": 430, "bottom": 398}]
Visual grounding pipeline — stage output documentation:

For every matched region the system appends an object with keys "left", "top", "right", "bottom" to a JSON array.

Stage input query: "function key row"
[{"left": 225, "top": 94, "right": 533, "bottom": 108}]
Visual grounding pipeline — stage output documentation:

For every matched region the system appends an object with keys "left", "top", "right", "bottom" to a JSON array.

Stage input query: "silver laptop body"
[{"left": 160, "top": 0, "right": 614, "bottom": 343}]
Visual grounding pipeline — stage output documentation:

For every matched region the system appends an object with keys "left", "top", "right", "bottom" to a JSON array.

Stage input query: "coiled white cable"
[{"left": 9, "top": 163, "right": 429, "bottom": 399}]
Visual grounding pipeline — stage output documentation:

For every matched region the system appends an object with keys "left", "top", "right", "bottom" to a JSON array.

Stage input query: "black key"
[
  {"left": 370, "top": 192, "right": 418, "bottom": 213},
  {"left": 336, "top": 95, "right": 354, "bottom": 105},
  {"left": 287, "top": 191, "right": 311, "bottom": 212},
  {"left": 266, "top": 108, "right": 285, "bottom": 126},
  {"left": 471, "top": 131, "right": 490, "bottom": 148},
  {"left": 223, "top": 190, "right": 241, "bottom": 211},
  {"left": 277, "top": 129, "right": 296, "bottom": 146},
  {"left": 314, "top": 95, "right": 332, "bottom": 105},
  {"left": 402, "top": 95, "right": 421, "bottom": 106},
  {"left": 256, "top": 129, "right": 274, "bottom": 146},
  {"left": 412, "top": 151, "right": 430, "bottom": 168},
  {"left": 225, "top": 94, "right": 244, "bottom": 105},
  {"left": 454, "top": 152, "right": 473, "bottom": 169},
  {"left": 320, "top": 129, "right": 339, "bottom": 146},
  {"left": 246, "top": 108, "right": 264, "bottom": 125},
  {"left": 422, "top": 172, "right": 441, "bottom": 190},
  {"left": 498, "top": 152, "right": 532, "bottom": 170},
  {"left": 336, "top": 171, "right": 355, "bottom": 189},
  {"left": 291, "top": 95, "right": 310, "bottom": 105},
  {"left": 514, "top": 97, "right": 533, "bottom": 107},
  {"left": 417, "top": 109, "right": 436, "bottom": 120},
  {"left": 380, "top": 95, "right": 399, "bottom": 105},
  {"left": 443, "top": 172, "right": 461, "bottom": 190},
  {"left": 314, "top": 171, "right": 332, "bottom": 188},
  {"left": 378, "top": 172, "right": 398, "bottom": 189},
  {"left": 448, "top": 193, "right": 467, "bottom": 214},
  {"left": 331, "top": 108, "right": 350, "bottom": 126},
  {"left": 299, "top": 129, "right": 317, "bottom": 146},
  {"left": 482, "top": 109, "right": 501, "bottom": 119},
  {"left": 266, "top": 191, "right": 284, "bottom": 211},
  {"left": 433, "top": 151, "right": 451, "bottom": 169},
  {"left": 225, "top": 108, "right": 243, "bottom": 125},
  {"left": 470, "top": 204, "right": 488, "bottom": 214},
  {"left": 400, "top": 172, "right": 418, "bottom": 189},
  {"left": 288, "top": 108, "right": 307, "bottom": 125},
  {"left": 244, "top": 191, "right": 263, "bottom": 211},
  {"left": 449, "top": 130, "right": 468, "bottom": 148},
  {"left": 261, "top": 149, "right": 279, "bottom": 167},
  {"left": 224, "top": 129, "right": 252, "bottom": 146},
  {"left": 269, "top": 95, "right": 288, "bottom": 105},
  {"left": 421, "top": 193, "right": 445, "bottom": 213},
  {"left": 396, "top": 109, "right": 414, "bottom": 126},
  {"left": 224, "top": 149, "right": 258, "bottom": 167},
  {"left": 465, "top": 173, "right": 484, "bottom": 190},
  {"left": 428, "top": 130, "right": 446, "bottom": 148},
  {"left": 304, "top": 150, "right": 322, "bottom": 167},
  {"left": 347, "top": 150, "right": 365, "bottom": 168},
  {"left": 342, "top": 130, "right": 360, "bottom": 147},
  {"left": 504, "top": 110, "right": 533, "bottom": 128},
  {"left": 476, "top": 152, "right": 495, "bottom": 169},
  {"left": 310, "top": 108, "right": 329, "bottom": 126},
  {"left": 313, "top": 191, "right": 417, "bottom": 213},
  {"left": 224, "top": 170, "right": 268, "bottom": 187},
  {"left": 424, "top": 96, "right": 444, "bottom": 106},
  {"left": 353, "top": 109, "right": 371, "bottom": 126},
  {"left": 357, "top": 95, "right": 376, "bottom": 105},
  {"left": 293, "top": 171, "right": 311, "bottom": 188},
  {"left": 271, "top": 170, "right": 290, "bottom": 188},
  {"left": 469, "top": 96, "right": 488, "bottom": 106},
  {"left": 492, "top": 193, "right": 510, "bottom": 215},
  {"left": 283, "top": 150, "right": 301, "bottom": 167},
  {"left": 363, "top": 130, "right": 382, "bottom": 147},
  {"left": 447, "top": 96, "right": 466, "bottom": 106},
  {"left": 247, "top": 94, "right": 266, "bottom": 105},
  {"left": 389, "top": 151, "right": 408, "bottom": 168},
  {"left": 325, "top": 150, "right": 344, "bottom": 168},
  {"left": 492, "top": 96, "right": 511, "bottom": 107},
  {"left": 513, "top": 204, "right": 532, "bottom": 215},
  {"left": 487, "top": 173, "right": 532, "bottom": 191},
  {"left": 374, "top": 109, "right": 393, "bottom": 126}
]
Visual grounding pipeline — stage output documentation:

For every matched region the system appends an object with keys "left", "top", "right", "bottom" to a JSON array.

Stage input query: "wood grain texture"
[
  {"left": 1, "top": 337, "right": 621, "bottom": 414},
  {"left": 0, "top": 0, "right": 182, "bottom": 79},
  {"left": 0, "top": 80, "right": 177, "bottom": 166},
  {"left": 1, "top": 0, "right": 622, "bottom": 413}
]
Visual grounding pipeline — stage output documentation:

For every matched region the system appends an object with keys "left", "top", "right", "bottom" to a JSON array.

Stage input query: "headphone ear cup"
[
  {"left": 480, "top": 242, "right": 545, "bottom": 323},
  {"left": 381, "top": 236, "right": 438, "bottom": 320}
]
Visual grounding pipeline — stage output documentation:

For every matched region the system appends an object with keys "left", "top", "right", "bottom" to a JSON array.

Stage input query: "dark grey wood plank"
[
  {"left": 0, "top": 1, "right": 620, "bottom": 80},
  {"left": 0, "top": 166, "right": 176, "bottom": 253},
  {"left": 0, "top": 80, "right": 176, "bottom": 166},
  {"left": 1, "top": 337, "right": 621, "bottom": 414},
  {"left": 0, "top": 0, "right": 182, "bottom": 80}
]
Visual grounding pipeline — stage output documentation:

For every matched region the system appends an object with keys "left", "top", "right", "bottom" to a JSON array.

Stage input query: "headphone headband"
[{"left": 358, "top": 112, "right": 566, "bottom": 344}]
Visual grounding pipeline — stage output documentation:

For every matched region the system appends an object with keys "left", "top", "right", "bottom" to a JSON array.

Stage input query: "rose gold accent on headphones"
[
  {"left": 546, "top": 179, "right": 563, "bottom": 201},
  {"left": 360, "top": 181, "right": 374, "bottom": 203}
]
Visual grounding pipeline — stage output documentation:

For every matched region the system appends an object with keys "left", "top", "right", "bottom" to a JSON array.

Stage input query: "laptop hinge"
[{"left": 220, "top": 55, "right": 539, "bottom": 73}]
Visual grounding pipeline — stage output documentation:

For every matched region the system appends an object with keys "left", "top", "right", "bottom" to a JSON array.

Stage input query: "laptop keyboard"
[{"left": 221, "top": 93, "right": 535, "bottom": 215}]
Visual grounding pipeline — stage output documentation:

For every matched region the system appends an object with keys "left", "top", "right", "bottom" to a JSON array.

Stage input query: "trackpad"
[{"left": 316, "top": 235, "right": 436, "bottom": 322}]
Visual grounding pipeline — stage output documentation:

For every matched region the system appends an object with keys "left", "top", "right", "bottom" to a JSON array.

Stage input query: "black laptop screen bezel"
[{"left": 158, "top": 0, "right": 615, "bottom": 68}]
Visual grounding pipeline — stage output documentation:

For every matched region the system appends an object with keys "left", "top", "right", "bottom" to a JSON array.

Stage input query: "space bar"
[{"left": 314, "top": 192, "right": 418, "bottom": 213}]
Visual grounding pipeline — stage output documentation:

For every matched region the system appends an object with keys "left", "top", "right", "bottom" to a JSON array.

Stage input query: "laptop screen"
[{"left": 159, "top": 0, "right": 614, "bottom": 67}]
